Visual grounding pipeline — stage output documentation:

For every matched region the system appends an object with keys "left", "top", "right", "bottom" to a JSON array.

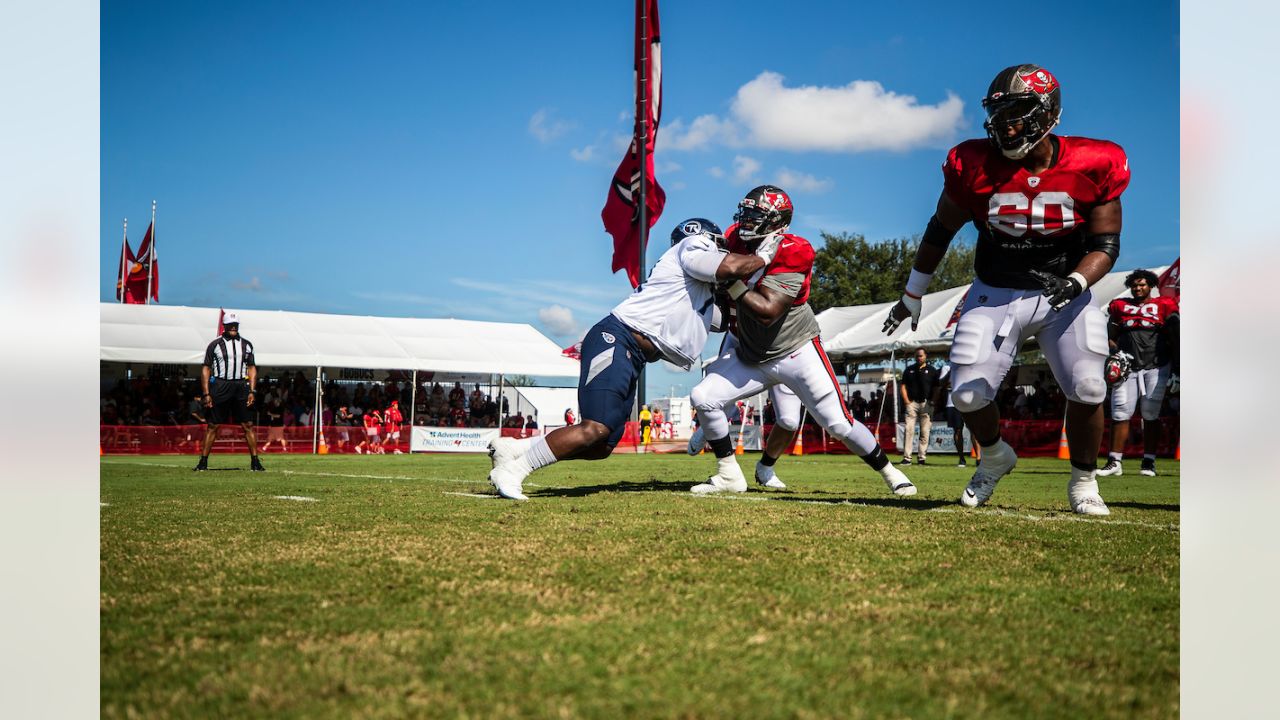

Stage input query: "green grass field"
[{"left": 101, "top": 452, "right": 1178, "bottom": 719}]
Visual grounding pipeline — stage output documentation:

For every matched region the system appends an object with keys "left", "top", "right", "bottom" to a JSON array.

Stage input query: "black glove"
[{"left": 1028, "top": 269, "right": 1083, "bottom": 311}]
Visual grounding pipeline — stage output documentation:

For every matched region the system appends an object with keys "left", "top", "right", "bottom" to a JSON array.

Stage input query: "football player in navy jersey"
[
  {"left": 883, "top": 64, "right": 1129, "bottom": 515},
  {"left": 486, "top": 219, "right": 775, "bottom": 500}
]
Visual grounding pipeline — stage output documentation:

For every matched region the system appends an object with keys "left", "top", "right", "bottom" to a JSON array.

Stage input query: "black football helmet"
[
  {"left": 670, "top": 217, "right": 725, "bottom": 248},
  {"left": 982, "top": 64, "right": 1062, "bottom": 160},
  {"left": 733, "top": 185, "right": 793, "bottom": 244}
]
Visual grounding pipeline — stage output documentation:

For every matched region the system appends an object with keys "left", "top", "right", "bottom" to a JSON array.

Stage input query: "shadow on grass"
[
  {"left": 1104, "top": 501, "right": 1180, "bottom": 512},
  {"left": 530, "top": 481, "right": 953, "bottom": 510}
]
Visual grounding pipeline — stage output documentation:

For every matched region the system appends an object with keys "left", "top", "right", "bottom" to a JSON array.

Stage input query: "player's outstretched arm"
[
  {"left": 882, "top": 192, "right": 968, "bottom": 334},
  {"left": 714, "top": 251, "right": 767, "bottom": 281}
]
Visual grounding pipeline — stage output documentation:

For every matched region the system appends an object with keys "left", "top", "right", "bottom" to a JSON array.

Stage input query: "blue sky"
[{"left": 102, "top": 0, "right": 1179, "bottom": 396}]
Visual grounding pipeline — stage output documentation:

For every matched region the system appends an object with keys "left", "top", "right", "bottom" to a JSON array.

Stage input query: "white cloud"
[
  {"left": 537, "top": 305, "right": 578, "bottom": 336},
  {"left": 657, "top": 72, "right": 963, "bottom": 154},
  {"left": 730, "top": 72, "right": 964, "bottom": 152},
  {"left": 657, "top": 160, "right": 682, "bottom": 173},
  {"left": 707, "top": 166, "right": 725, "bottom": 179},
  {"left": 529, "top": 108, "right": 573, "bottom": 143},
  {"left": 570, "top": 145, "right": 596, "bottom": 162},
  {"left": 774, "top": 167, "right": 833, "bottom": 193},
  {"left": 664, "top": 114, "right": 739, "bottom": 151},
  {"left": 232, "top": 276, "right": 264, "bottom": 292},
  {"left": 732, "top": 155, "right": 761, "bottom": 184}
]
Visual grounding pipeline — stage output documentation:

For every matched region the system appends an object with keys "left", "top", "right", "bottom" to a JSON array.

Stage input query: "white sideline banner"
[
  {"left": 411, "top": 426, "right": 500, "bottom": 453},
  {"left": 896, "top": 422, "right": 971, "bottom": 454}
]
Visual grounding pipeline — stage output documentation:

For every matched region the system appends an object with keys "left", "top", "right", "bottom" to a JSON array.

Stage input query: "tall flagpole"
[
  {"left": 118, "top": 218, "right": 128, "bottom": 303},
  {"left": 635, "top": 0, "right": 649, "bottom": 413},
  {"left": 146, "top": 199, "right": 157, "bottom": 304}
]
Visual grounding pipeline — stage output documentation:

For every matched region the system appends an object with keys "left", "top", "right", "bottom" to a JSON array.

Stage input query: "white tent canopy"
[
  {"left": 100, "top": 303, "right": 581, "bottom": 377},
  {"left": 817, "top": 265, "right": 1170, "bottom": 361}
]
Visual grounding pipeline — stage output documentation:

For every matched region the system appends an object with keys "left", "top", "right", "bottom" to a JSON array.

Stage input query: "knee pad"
[
  {"left": 1070, "top": 376, "right": 1107, "bottom": 406},
  {"left": 1111, "top": 406, "right": 1134, "bottom": 422},
  {"left": 1140, "top": 397, "right": 1162, "bottom": 422},
  {"left": 773, "top": 415, "right": 799, "bottom": 432},
  {"left": 689, "top": 384, "right": 720, "bottom": 413},
  {"left": 951, "top": 381, "right": 994, "bottom": 413}
]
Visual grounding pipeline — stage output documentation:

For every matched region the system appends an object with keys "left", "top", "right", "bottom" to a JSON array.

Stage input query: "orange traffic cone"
[
  {"left": 1057, "top": 424, "right": 1070, "bottom": 460},
  {"left": 1175, "top": 442, "right": 1181, "bottom": 461},
  {"left": 734, "top": 435, "right": 745, "bottom": 455},
  {"left": 970, "top": 441, "right": 980, "bottom": 460},
  {"left": 318, "top": 432, "right": 329, "bottom": 455},
  {"left": 791, "top": 429, "right": 804, "bottom": 456}
]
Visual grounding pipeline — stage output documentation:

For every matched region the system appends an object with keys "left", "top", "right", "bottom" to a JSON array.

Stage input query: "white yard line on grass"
[
  {"left": 443, "top": 491, "right": 503, "bottom": 499},
  {"left": 100, "top": 459, "right": 510, "bottom": 485},
  {"left": 273, "top": 495, "right": 319, "bottom": 502}
]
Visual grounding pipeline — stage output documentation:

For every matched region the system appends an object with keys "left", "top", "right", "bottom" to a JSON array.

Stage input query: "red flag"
[
  {"left": 216, "top": 308, "right": 225, "bottom": 336},
  {"left": 123, "top": 222, "right": 159, "bottom": 303},
  {"left": 602, "top": 0, "right": 665, "bottom": 288},
  {"left": 1157, "top": 257, "right": 1179, "bottom": 299},
  {"left": 116, "top": 237, "right": 136, "bottom": 302},
  {"left": 562, "top": 341, "right": 583, "bottom": 360}
]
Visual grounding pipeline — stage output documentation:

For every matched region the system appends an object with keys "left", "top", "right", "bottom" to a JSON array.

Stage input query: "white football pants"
[{"left": 690, "top": 335, "right": 878, "bottom": 456}]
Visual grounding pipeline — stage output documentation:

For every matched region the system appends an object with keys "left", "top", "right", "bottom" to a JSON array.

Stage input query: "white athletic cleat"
[
  {"left": 959, "top": 440, "right": 1017, "bottom": 507},
  {"left": 754, "top": 462, "right": 787, "bottom": 489},
  {"left": 488, "top": 436, "right": 528, "bottom": 470},
  {"left": 880, "top": 463, "right": 917, "bottom": 496},
  {"left": 489, "top": 464, "right": 529, "bottom": 501},
  {"left": 355, "top": 446, "right": 363, "bottom": 454},
  {"left": 692, "top": 457, "right": 748, "bottom": 494},
  {"left": 686, "top": 427, "right": 706, "bottom": 456},
  {"left": 1068, "top": 475, "right": 1111, "bottom": 516},
  {"left": 1096, "top": 458, "right": 1123, "bottom": 477}
]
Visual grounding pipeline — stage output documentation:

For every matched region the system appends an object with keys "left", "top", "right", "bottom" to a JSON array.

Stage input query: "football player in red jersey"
[
  {"left": 690, "top": 185, "right": 914, "bottom": 497},
  {"left": 883, "top": 64, "right": 1129, "bottom": 515},
  {"left": 1097, "top": 269, "right": 1179, "bottom": 477}
]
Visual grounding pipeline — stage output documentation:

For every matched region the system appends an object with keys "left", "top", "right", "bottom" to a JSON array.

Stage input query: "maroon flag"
[
  {"left": 122, "top": 221, "right": 159, "bottom": 303},
  {"left": 1157, "top": 257, "right": 1180, "bottom": 299},
  {"left": 562, "top": 341, "right": 583, "bottom": 360},
  {"left": 115, "top": 237, "right": 135, "bottom": 302},
  {"left": 602, "top": 0, "right": 664, "bottom": 288},
  {"left": 216, "top": 308, "right": 225, "bottom": 336}
]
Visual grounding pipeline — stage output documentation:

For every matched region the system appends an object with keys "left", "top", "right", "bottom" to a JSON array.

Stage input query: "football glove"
[
  {"left": 882, "top": 293, "right": 922, "bottom": 334},
  {"left": 754, "top": 233, "right": 783, "bottom": 265},
  {"left": 1028, "top": 268, "right": 1084, "bottom": 311}
]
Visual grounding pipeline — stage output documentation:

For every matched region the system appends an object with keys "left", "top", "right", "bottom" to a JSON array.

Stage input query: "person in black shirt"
[
  {"left": 900, "top": 349, "right": 941, "bottom": 464},
  {"left": 194, "top": 312, "right": 264, "bottom": 471}
]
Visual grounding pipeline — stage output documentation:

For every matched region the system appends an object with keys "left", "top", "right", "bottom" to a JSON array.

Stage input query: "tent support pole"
[
  {"left": 313, "top": 365, "right": 322, "bottom": 454},
  {"left": 409, "top": 369, "right": 418, "bottom": 429},
  {"left": 498, "top": 374, "right": 505, "bottom": 424}
]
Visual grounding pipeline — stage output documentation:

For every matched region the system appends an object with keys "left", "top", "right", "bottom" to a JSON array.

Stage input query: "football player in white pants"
[
  {"left": 883, "top": 63, "right": 1128, "bottom": 516},
  {"left": 689, "top": 185, "right": 915, "bottom": 497},
  {"left": 687, "top": 381, "right": 799, "bottom": 489},
  {"left": 486, "top": 218, "right": 779, "bottom": 500},
  {"left": 1098, "top": 269, "right": 1179, "bottom": 477}
]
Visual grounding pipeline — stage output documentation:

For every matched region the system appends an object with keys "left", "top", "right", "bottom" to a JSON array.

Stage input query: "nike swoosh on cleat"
[{"left": 965, "top": 489, "right": 976, "bottom": 498}]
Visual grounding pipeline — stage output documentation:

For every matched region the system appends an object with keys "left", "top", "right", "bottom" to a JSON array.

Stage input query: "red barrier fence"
[{"left": 101, "top": 417, "right": 1178, "bottom": 458}]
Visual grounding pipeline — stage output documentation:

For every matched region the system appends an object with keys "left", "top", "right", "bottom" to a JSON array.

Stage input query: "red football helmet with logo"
[
  {"left": 733, "top": 185, "right": 793, "bottom": 244},
  {"left": 981, "top": 64, "right": 1063, "bottom": 160}
]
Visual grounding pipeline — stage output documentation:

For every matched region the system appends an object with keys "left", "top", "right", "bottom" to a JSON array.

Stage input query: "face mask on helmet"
[
  {"left": 982, "top": 65, "right": 1062, "bottom": 160},
  {"left": 670, "top": 218, "right": 726, "bottom": 248},
  {"left": 733, "top": 186, "right": 793, "bottom": 243}
]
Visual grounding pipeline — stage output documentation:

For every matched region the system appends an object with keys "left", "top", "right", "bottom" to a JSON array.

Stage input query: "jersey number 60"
[{"left": 988, "top": 191, "right": 1076, "bottom": 237}]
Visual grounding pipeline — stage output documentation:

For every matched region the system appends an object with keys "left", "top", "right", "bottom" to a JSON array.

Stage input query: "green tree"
[
  {"left": 808, "top": 231, "right": 977, "bottom": 314},
  {"left": 505, "top": 374, "right": 537, "bottom": 387}
]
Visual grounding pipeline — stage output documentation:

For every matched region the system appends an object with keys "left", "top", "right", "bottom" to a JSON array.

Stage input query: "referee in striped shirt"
[{"left": 194, "top": 312, "right": 265, "bottom": 471}]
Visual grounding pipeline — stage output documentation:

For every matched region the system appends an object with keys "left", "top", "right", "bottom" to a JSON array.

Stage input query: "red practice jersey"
[
  {"left": 720, "top": 224, "right": 820, "bottom": 362},
  {"left": 1107, "top": 295, "right": 1179, "bottom": 369},
  {"left": 943, "top": 135, "right": 1130, "bottom": 289},
  {"left": 363, "top": 411, "right": 382, "bottom": 430},
  {"left": 383, "top": 405, "right": 403, "bottom": 431}
]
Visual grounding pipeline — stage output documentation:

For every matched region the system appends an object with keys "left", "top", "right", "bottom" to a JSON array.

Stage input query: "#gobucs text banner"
[
  {"left": 601, "top": 0, "right": 665, "bottom": 288},
  {"left": 411, "top": 426, "right": 500, "bottom": 453}
]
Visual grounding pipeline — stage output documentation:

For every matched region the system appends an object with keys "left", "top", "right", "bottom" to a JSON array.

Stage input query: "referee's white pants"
[{"left": 690, "top": 335, "right": 878, "bottom": 456}]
